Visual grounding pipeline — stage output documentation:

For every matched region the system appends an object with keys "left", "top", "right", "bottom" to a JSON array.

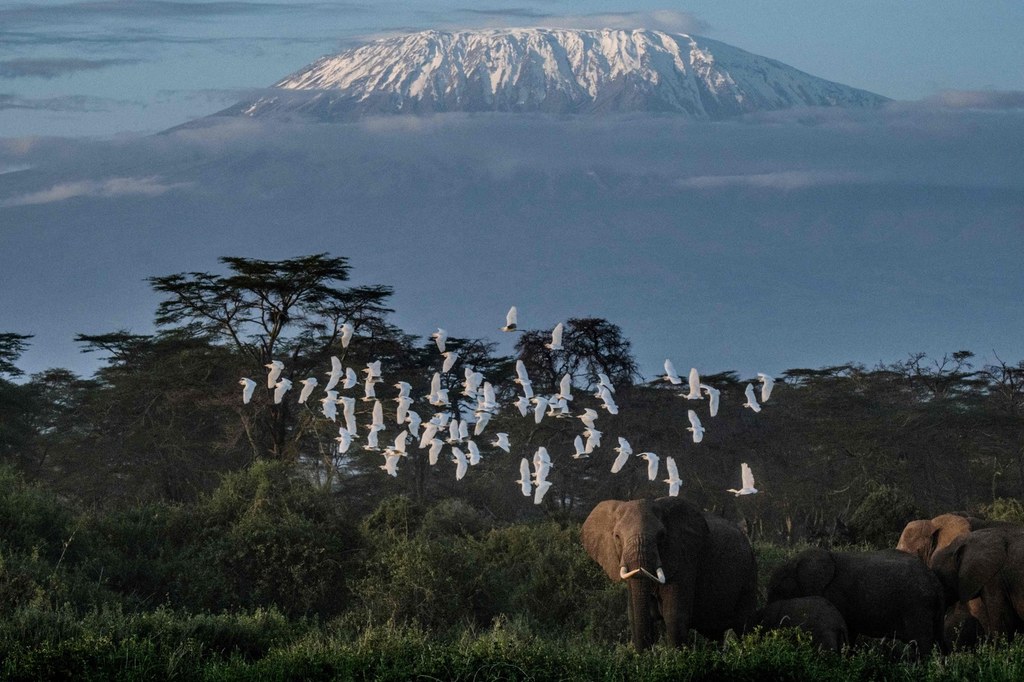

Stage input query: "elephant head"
[
  {"left": 766, "top": 547, "right": 837, "bottom": 602},
  {"left": 896, "top": 514, "right": 973, "bottom": 565},
  {"left": 581, "top": 497, "right": 709, "bottom": 586},
  {"left": 931, "top": 528, "right": 1012, "bottom": 605}
]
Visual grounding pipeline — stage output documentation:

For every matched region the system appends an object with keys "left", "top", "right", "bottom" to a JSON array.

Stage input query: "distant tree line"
[{"left": 1, "top": 253, "right": 1022, "bottom": 545}]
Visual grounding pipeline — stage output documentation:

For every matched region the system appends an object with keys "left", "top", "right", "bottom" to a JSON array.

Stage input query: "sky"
[{"left": 1, "top": 2, "right": 1023, "bottom": 381}]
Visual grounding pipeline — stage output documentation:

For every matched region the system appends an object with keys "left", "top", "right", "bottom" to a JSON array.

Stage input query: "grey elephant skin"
[
  {"left": 751, "top": 596, "right": 848, "bottom": 652},
  {"left": 931, "top": 526, "right": 1024, "bottom": 639},
  {"left": 581, "top": 497, "right": 757, "bottom": 649},
  {"left": 896, "top": 513, "right": 1015, "bottom": 647},
  {"left": 767, "top": 547, "right": 945, "bottom": 656}
]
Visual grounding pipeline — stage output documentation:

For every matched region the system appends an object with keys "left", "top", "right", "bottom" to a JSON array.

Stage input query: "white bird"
[
  {"left": 394, "top": 381, "right": 411, "bottom": 398},
  {"left": 491, "top": 432, "right": 510, "bottom": 453},
  {"left": 466, "top": 440, "right": 481, "bottom": 465},
  {"left": 758, "top": 373, "right": 775, "bottom": 403},
  {"left": 324, "top": 356, "right": 343, "bottom": 391},
  {"left": 577, "top": 408, "right": 599, "bottom": 430},
  {"left": 340, "top": 396, "right": 356, "bottom": 433},
  {"left": 335, "top": 427, "right": 352, "bottom": 454},
  {"left": 458, "top": 419, "right": 470, "bottom": 441},
  {"left": 428, "top": 438, "right": 444, "bottom": 465},
  {"left": 340, "top": 322, "right": 353, "bottom": 348},
  {"left": 480, "top": 381, "right": 497, "bottom": 412},
  {"left": 515, "top": 395, "right": 531, "bottom": 417},
  {"left": 557, "top": 373, "right": 573, "bottom": 403},
  {"left": 728, "top": 463, "right": 759, "bottom": 496},
  {"left": 515, "top": 360, "right": 531, "bottom": 388},
  {"left": 363, "top": 360, "right": 382, "bottom": 383},
  {"left": 364, "top": 428, "right": 380, "bottom": 451},
  {"left": 392, "top": 430, "right": 408, "bottom": 455},
  {"left": 744, "top": 384, "right": 762, "bottom": 413},
  {"left": 597, "top": 372, "right": 615, "bottom": 394},
  {"left": 447, "top": 419, "right": 461, "bottom": 444},
  {"left": 452, "top": 447, "right": 468, "bottom": 480},
  {"left": 664, "top": 456, "right": 682, "bottom": 497},
  {"left": 431, "top": 327, "right": 447, "bottom": 353},
  {"left": 700, "top": 384, "right": 720, "bottom": 417},
  {"left": 342, "top": 367, "right": 358, "bottom": 390},
  {"left": 598, "top": 387, "right": 619, "bottom": 414},
  {"left": 473, "top": 412, "right": 491, "bottom": 436},
  {"left": 545, "top": 322, "right": 564, "bottom": 350},
  {"left": 273, "top": 378, "right": 292, "bottom": 405},
  {"left": 663, "top": 359, "right": 682, "bottom": 385},
  {"left": 517, "top": 458, "right": 532, "bottom": 496},
  {"left": 534, "top": 479, "right": 552, "bottom": 505},
  {"left": 501, "top": 306, "right": 518, "bottom": 332},
  {"left": 533, "top": 446, "right": 551, "bottom": 472},
  {"left": 395, "top": 396, "right": 411, "bottom": 425},
  {"left": 406, "top": 410, "right": 422, "bottom": 438},
  {"left": 371, "top": 399, "right": 384, "bottom": 431},
  {"left": 685, "top": 367, "right": 703, "bottom": 400},
  {"left": 611, "top": 438, "right": 632, "bottom": 473},
  {"left": 532, "top": 396, "right": 548, "bottom": 424},
  {"left": 362, "top": 377, "right": 377, "bottom": 402},
  {"left": 320, "top": 393, "right": 338, "bottom": 421},
  {"left": 380, "top": 452, "right": 401, "bottom": 477},
  {"left": 239, "top": 378, "right": 256, "bottom": 404},
  {"left": 572, "top": 435, "right": 588, "bottom": 459},
  {"left": 297, "top": 377, "right": 318, "bottom": 404},
  {"left": 547, "top": 396, "right": 568, "bottom": 417},
  {"left": 419, "top": 422, "right": 439, "bottom": 449},
  {"left": 639, "top": 452, "right": 660, "bottom": 481},
  {"left": 687, "top": 410, "right": 705, "bottom": 444},
  {"left": 442, "top": 351, "right": 458, "bottom": 374},
  {"left": 584, "top": 427, "right": 602, "bottom": 453},
  {"left": 265, "top": 360, "right": 284, "bottom": 389}
]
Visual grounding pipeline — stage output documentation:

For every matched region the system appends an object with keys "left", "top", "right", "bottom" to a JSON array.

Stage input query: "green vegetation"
[{"left": 2, "top": 254, "right": 1024, "bottom": 677}]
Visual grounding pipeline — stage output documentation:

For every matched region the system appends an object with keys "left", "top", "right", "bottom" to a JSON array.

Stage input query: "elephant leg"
[
  {"left": 979, "top": 584, "right": 1017, "bottom": 639},
  {"left": 658, "top": 583, "right": 690, "bottom": 648},
  {"left": 628, "top": 580, "right": 658, "bottom": 649}
]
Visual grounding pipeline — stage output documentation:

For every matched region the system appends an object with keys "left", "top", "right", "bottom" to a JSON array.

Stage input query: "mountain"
[{"left": 220, "top": 28, "right": 888, "bottom": 121}]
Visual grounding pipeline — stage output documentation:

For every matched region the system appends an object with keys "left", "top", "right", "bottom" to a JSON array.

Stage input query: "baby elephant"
[
  {"left": 752, "top": 596, "right": 848, "bottom": 652},
  {"left": 768, "top": 547, "right": 945, "bottom": 657}
]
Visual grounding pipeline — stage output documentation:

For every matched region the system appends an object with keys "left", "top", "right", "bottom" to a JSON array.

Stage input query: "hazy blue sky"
[
  {"left": 1, "top": 2, "right": 1022, "bottom": 381},
  {"left": 2, "top": 1, "right": 1023, "bottom": 136}
]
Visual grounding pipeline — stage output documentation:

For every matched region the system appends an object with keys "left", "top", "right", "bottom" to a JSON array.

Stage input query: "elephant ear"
[
  {"left": 956, "top": 531, "right": 1007, "bottom": 602},
  {"left": 796, "top": 548, "right": 837, "bottom": 595},
  {"left": 581, "top": 500, "right": 626, "bottom": 581},
  {"left": 651, "top": 497, "right": 710, "bottom": 581}
]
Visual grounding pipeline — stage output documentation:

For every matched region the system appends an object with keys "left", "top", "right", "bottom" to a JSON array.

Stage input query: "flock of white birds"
[{"left": 239, "top": 307, "right": 771, "bottom": 504}]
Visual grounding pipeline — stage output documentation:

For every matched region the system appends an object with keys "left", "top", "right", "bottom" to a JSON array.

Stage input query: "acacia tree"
[
  {"left": 148, "top": 254, "right": 394, "bottom": 461},
  {"left": 0, "top": 333, "right": 35, "bottom": 462},
  {"left": 514, "top": 317, "right": 641, "bottom": 394}
]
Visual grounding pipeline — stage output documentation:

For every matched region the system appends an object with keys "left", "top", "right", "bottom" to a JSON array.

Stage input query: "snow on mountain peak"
[{"left": 226, "top": 28, "right": 887, "bottom": 121}]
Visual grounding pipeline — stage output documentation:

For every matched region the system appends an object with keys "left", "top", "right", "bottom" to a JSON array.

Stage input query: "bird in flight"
[
  {"left": 545, "top": 322, "right": 564, "bottom": 350},
  {"left": 431, "top": 328, "right": 447, "bottom": 353},
  {"left": 297, "top": 377, "right": 318, "bottom": 404},
  {"left": 685, "top": 367, "right": 703, "bottom": 400},
  {"left": 516, "top": 458, "right": 532, "bottom": 496},
  {"left": 340, "top": 322, "right": 354, "bottom": 348},
  {"left": 239, "top": 378, "right": 256, "bottom": 404},
  {"left": 501, "top": 306, "right": 518, "bottom": 332},
  {"left": 491, "top": 432, "right": 510, "bottom": 453},
  {"left": 758, "top": 373, "right": 775, "bottom": 402},
  {"left": 700, "top": 384, "right": 720, "bottom": 417},
  {"left": 324, "top": 356, "right": 343, "bottom": 391},
  {"left": 265, "top": 360, "right": 284, "bottom": 389},
  {"left": 728, "top": 463, "right": 759, "bottom": 496},
  {"left": 663, "top": 359, "right": 682, "bottom": 385},
  {"left": 273, "top": 378, "right": 292, "bottom": 405},
  {"left": 611, "top": 438, "right": 632, "bottom": 473},
  {"left": 639, "top": 452, "right": 660, "bottom": 481},
  {"left": 687, "top": 410, "right": 705, "bottom": 443},
  {"left": 664, "top": 456, "right": 682, "bottom": 497},
  {"left": 743, "top": 383, "right": 762, "bottom": 413}
]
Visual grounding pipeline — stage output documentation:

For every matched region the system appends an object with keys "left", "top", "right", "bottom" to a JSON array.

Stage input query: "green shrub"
[
  {"left": 979, "top": 498, "right": 1024, "bottom": 526},
  {"left": 848, "top": 483, "right": 920, "bottom": 548}
]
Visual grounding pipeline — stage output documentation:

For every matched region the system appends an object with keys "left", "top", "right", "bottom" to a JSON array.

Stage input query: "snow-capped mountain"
[{"left": 222, "top": 28, "right": 887, "bottom": 121}]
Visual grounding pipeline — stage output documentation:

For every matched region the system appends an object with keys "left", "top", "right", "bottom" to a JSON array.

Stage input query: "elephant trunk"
[
  {"left": 628, "top": 577, "right": 658, "bottom": 649},
  {"left": 621, "top": 534, "right": 665, "bottom": 584}
]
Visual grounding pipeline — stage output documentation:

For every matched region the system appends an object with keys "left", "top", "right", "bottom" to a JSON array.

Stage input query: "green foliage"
[
  {"left": 979, "top": 498, "right": 1024, "bottom": 526},
  {"left": 848, "top": 483, "right": 921, "bottom": 548}
]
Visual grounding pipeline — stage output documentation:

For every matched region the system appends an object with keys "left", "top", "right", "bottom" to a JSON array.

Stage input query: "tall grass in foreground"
[{"left": 4, "top": 611, "right": 1024, "bottom": 682}]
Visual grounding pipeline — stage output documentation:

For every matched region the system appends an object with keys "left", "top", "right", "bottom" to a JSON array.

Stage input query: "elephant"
[
  {"left": 767, "top": 547, "right": 945, "bottom": 657},
  {"left": 896, "top": 513, "right": 1013, "bottom": 565},
  {"left": 581, "top": 497, "right": 757, "bottom": 649},
  {"left": 750, "top": 596, "right": 848, "bottom": 652},
  {"left": 896, "top": 513, "right": 1015, "bottom": 647},
  {"left": 930, "top": 526, "right": 1024, "bottom": 639}
]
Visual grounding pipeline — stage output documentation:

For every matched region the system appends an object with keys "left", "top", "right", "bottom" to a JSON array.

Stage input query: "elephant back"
[{"left": 692, "top": 514, "right": 758, "bottom": 636}]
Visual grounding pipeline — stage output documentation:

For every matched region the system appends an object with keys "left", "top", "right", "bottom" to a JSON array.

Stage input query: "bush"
[
  {"left": 979, "top": 498, "right": 1024, "bottom": 526},
  {"left": 848, "top": 483, "right": 920, "bottom": 548}
]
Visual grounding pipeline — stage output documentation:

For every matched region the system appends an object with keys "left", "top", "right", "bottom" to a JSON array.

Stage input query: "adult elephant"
[
  {"left": 767, "top": 548, "right": 945, "bottom": 657},
  {"left": 931, "top": 526, "right": 1024, "bottom": 638},
  {"left": 896, "top": 513, "right": 1015, "bottom": 646},
  {"left": 581, "top": 497, "right": 757, "bottom": 649}
]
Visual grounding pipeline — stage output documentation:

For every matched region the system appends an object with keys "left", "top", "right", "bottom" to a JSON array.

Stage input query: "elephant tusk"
[
  {"left": 656, "top": 567, "right": 666, "bottom": 584},
  {"left": 620, "top": 566, "right": 641, "bottom": 579},
  {"left": 639, "top": 567, "right": 665, "bottom": 583}
]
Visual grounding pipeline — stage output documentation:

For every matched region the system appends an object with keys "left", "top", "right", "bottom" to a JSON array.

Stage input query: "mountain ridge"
[{"left": 219, "top": 28, "right": 888, "bottom": 121}]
